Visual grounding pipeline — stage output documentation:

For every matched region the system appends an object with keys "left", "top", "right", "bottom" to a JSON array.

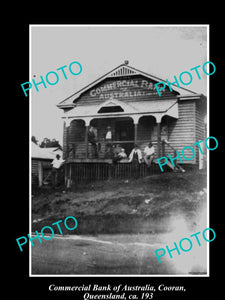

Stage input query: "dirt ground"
[
  {"left": 32, "top": 168, "right": 207, "bottom": 235},
  {"left": 31, "top": 168, "right": 208, "bottom": 275}
]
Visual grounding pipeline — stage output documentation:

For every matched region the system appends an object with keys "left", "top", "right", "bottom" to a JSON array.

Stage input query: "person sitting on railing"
[
  {"left": 143, "top": 141, "right": 155, "bottom": 167},
  {"left": 114, "top": 143, "right": 122, "bottom": 156},
  {"left": 113, "top": 147, "right": 127, "bottom": 164}
]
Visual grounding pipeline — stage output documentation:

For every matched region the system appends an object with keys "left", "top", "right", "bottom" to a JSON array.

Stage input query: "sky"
[{"left": 30, "top": 25, "right": 208, "bottom": 145}]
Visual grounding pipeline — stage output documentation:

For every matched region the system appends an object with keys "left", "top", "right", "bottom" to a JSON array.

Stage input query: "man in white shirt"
[
  {"left": 105, "top": 126, "right": 112, "bottom": 141},
  {"left": 51, "top": 154, "right": 65, "bottom": 187},
  {"left": 52, "top": 154, "right": 65, "bottom": 169},
  {"left": 143, "top": 141, "right": 155, "bottom": 167}
]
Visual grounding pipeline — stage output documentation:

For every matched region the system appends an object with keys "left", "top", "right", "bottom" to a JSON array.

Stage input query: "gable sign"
[{"left": 89, "top": 78, "right": 168, "bottom": 100}]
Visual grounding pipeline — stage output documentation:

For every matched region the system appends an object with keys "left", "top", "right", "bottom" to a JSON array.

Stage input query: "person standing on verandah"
[
  {"left": 129, "top": 144, "right": 142, "bottom": 179},
  {"left": 88, "top": 126, "right": 99, "bottom": 158},
  {"left": 105, "top": 126, "right": 112, "bottom": 141}
]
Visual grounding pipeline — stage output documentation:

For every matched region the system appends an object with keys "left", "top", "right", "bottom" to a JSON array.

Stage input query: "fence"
[{"left": 66, "top": 161, "right": 161, "bottom": 184}]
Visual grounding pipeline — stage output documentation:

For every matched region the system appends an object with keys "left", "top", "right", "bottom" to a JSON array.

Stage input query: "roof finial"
[{"left": 124, "top": 60, "right": 129, "bottom": 65}]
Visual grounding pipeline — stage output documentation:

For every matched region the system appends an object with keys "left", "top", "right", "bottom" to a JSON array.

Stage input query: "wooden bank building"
[{"left": 57, "top": 61, "right": 206, "bottom": 185}]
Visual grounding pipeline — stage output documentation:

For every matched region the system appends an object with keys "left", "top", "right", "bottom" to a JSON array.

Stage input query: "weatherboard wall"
[{"left": 165, "top": 100, "right": 196, "bottom": 163}]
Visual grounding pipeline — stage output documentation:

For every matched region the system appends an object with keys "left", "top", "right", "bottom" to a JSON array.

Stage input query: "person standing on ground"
[
  {"left": 129, "top": 144, "right": 142, "bottom": 179},
  {"left": 51, "top": 154, "right": 65, "bottom": 187}
]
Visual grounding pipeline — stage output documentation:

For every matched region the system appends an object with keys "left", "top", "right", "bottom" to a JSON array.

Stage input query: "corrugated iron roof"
[
  {"left": 31, "top": 143, "right": 62, "bottom": 160},
  {"left": 63, "top": 99, "right": 177, "bottom": 119}
]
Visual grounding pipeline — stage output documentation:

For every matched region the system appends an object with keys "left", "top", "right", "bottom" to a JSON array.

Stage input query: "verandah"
[
  {"left": 63, "top": 114, "right": 175, "bottom": 186},
  {"left": 63, "top": 114, "right": 172, "bottom": 162}
]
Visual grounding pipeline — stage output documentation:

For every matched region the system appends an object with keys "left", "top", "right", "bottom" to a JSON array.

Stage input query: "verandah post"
[
  {"left": 85, "top": 125, "right": 89, "bottom": 159},
  {"left": 157, "top": 121, "right": 161, "bottom": 158},
  {"left": 84, "top": 119, "right": 91, "bottom": 159},
  {"left": 132, "top": 116, "right": 139, "bottom": 145},
  {"left": 64, "top": 119, "right": 70, "bottom": 187},
  {"left": 134, "top": 123, "right": 138, "bottom": 144}
]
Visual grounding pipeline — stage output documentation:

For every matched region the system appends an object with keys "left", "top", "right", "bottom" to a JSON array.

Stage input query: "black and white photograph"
[
  {"left": 9, "top": 19, "right": 224, "bottom": 299},
  {"left": 27, "top": 25, "right": 214, "bottom": 278}
]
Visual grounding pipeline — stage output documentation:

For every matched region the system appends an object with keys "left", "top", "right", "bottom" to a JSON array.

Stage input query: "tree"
[
  {"left": 40, "top": 137, "right": 61, "bottom": 148},
  {"left": 31, "top": 136, "right": 38, "bottom": 145}
]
